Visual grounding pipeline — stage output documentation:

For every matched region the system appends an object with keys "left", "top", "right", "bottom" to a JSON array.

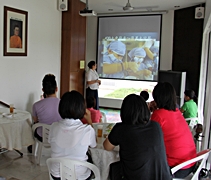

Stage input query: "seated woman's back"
[
  {"left": 48, "top": 91, "right": 96, "bottom": 180},
  {"left": 103, "top": 94, "right": 172, "bottom": 180},
  {"left": 109, "top": 121, "right": 171, "bottom": 180},
  {"left": 151, "top": 82, "right": 196, "bottom": 179}
]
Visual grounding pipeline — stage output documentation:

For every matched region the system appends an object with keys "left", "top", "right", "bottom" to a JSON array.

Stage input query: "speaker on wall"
[
  {"left": 58, "top": 0, "right": 68, "bottom": 11},
  {"left": 195, "top": 7, "right": 204, "bottom": 19}
]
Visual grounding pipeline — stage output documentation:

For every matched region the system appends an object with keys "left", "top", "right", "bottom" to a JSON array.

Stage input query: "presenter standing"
[{"left": 86, "top": 61, "right": 101, "bottom": 110}]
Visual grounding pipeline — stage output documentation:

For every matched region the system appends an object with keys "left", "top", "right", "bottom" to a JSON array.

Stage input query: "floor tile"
[{"left": 0, "top": 147, "right": 50, "bottom": 180}]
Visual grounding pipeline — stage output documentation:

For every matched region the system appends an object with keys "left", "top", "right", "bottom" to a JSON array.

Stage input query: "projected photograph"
[{"left": 97, "top": 15, "right": 162, "bottom": 81}]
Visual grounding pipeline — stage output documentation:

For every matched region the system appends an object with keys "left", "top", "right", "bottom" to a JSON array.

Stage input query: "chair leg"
[
  {"left": 14, "top": 149, "right": 23, "bottom": 156},
  {"left": 32, "top": 141, "right": 38, "bottom": 156},
  {"left": 36, "top": 144, "right": 43, "bottom": 165}
]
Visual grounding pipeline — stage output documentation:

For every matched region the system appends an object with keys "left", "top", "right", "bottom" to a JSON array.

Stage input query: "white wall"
[{"left": 0, "top": 0, "right": 61, "bottom": 113}]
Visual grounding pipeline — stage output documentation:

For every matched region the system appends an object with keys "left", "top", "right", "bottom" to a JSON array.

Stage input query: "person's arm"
[
  {"left": 103, "top": 138, "right": 115, "bottom": 151},
  {"left": 83, "top": 109, "right": 93, "bottom": 127},
  {"left": 149, "top": 101, "right": 157, "bottom": 112},
  {"left": 180, "top": 108, "right": 185, "bottom": 113},
  {"left": 103, "top": 63, "right": 122, "bottom": 74},
  {"left": 33, "top": 116, "right": 38, "bottom": 123},
  {"left": 144, "top": 47, "right": 154, "bottom": 60},
  {"left": 180, "top": 103, "right": 186, "bottom": 113},
  {"left": 136, "top": 69, "right": 152, "bottom": 76},
  {"left": 87, "top": 79, "right": 100, "bottom": 85},
  {"left": 103, "top": 62, "right": 138, "bottom": 74}
]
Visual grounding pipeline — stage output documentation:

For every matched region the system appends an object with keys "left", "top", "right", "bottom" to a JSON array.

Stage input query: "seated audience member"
[
  {"left": 32, "top": 74, "right": 61, "bottom": 142},
  {"left": 28, "top": 74, "right": 62, "bottom": 153},
  {"left": 103, "top": 94, "right": 172, "bottom": 180},
  {"left": 151, "top": 82, "right": 197, "bottom": 178},
  {"left": 148, "top": 100, "right": 157, "bottom": 112},
  {"left": 48, "top": 91, "right": 96, "bottom": 180},
  {"left": 180, "top": 90, "right": 198, "bottom": 123},
  {"left": 81, "top": 96, "right": 102, "bottom": 124},
  {"left": 140, "top": 90, "right": 149, "bottom": 101}
]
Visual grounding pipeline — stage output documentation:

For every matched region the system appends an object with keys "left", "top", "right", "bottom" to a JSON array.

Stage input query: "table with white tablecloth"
[
  {"left": 0, "top": 108, "right": 34, "bottom": 151},
  {"left": 89, "top": 123, "right": 120, "bottom": 180}
]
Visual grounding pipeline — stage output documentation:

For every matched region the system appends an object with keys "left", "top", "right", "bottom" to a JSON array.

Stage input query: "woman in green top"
[{"left": 180, "top": 90, "right": 198, "bottom": 123}]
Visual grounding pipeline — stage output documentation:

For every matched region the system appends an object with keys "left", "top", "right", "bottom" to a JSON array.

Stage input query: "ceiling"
[{"left": 80, "top": 0, "right": 205, "bottom": 14}]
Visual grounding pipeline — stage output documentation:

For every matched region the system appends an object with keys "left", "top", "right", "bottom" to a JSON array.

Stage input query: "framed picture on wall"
[{"left": 3, "top": 6, "right": 28, "bottom": 56}]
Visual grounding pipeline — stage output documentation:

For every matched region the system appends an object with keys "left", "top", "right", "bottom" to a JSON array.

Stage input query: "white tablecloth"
[
  {"left": 0, "top": 108, "right": 34, "bottom": 150},
  {"left": 89, "top": 123, "right": 120, "bottom": 180}
]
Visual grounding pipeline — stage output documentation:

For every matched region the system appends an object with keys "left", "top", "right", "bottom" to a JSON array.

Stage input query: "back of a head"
[
  {"left": 107, "top": 41, "right": 126, "bottom": 56},
  {"left": 42, "top": 74, "right": 57, "bottom": 95},
  {"left": 86, "top": 96, "right": 96, "bottom": 108},
  {"left": 59, "top": 90, "right": 86, "bottom": 119},
  {"left": 87, "top": 61, "right": 96, "bottom": 69},
  {"left": 121, "top": 94, "right": 150, "bottom": 125},
  {"left": 152, "top": 82, "right": 176, "bottom": 111},
  {"left": 184, "top": 89, "right": 195, "bottom": 99},
  {"left": 140, "top": 91, "right": 149, "bottom": 101},
  {"left": 185, "top": 89, "right": 197, "bottom": 103}
]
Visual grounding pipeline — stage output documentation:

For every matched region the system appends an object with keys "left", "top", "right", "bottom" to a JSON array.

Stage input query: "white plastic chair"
[
  {"left": 46, "top": 158, "right": 100, "bottom": 180},
  {"left": 32, "top": 123, "right": 51, "bottom": 165},
  {"left": 100, "top": 112, "right": 107, "bottom": 123},
  {"left": 185, "top": 118, "right": 198, "bottom": 130},
  {"left": 171, "top": 149, "right": 211, "bottom": 180}
]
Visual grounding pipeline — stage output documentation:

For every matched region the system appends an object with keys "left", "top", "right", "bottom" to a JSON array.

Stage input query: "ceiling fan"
[{"left": 122, "top": 0, "right": 158, "bottom": 11}]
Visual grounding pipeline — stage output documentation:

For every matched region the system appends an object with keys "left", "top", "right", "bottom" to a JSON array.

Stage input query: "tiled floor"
[
  {"left": 0, "top": 147, "right": 51, "bottom": 180},
  {"left": 0, "top": 147, "right": 211, "bottom": 180}
]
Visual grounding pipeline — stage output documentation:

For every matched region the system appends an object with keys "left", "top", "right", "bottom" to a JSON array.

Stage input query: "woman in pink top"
[
  {"left": 151, "top": 82, "right": 196, "bottom": 179},
  {"left": 81, "top": 96, "right": 102, "bottom": 124}
]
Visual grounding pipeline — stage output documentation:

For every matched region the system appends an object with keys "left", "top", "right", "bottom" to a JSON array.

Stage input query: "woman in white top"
[
  {"left": 86, "top": 61, "right": 101, "bottom": 110},
  {"left": 48, "top": 90, "right": 96, "bottom": 180}
]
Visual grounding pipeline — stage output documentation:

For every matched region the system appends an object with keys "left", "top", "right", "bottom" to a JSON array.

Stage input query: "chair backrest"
[
  {"left": 171, "top": 149, "right": 211, "bottom": 180},
  {"left": 185, "top": 117, "right": 198, "bottom": 129},
  {"left": 46, "top": 158, "right": 100, "bottom": 180},
  {"left": 100, "top": 112, "right": 107, "bottom": 123},
  {"left": 32, "top": 123, "right": 51, "bottom": 144}
]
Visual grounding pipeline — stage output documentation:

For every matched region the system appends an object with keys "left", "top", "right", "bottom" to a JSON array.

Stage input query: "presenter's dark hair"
[
  {"left": 153, "top": 82, "right": 176, "bottom": 111},
  {"left": 42, "top": 74, "right": 57, "bottom": 95},
  {"left": 121, "top": 94, "right": 150, "bottom": 125},
  {"left": 59, "top": 91, "right": 86, "bottom": 119},
  {"left": 88, "top": 61, "right": 96, "bottom": 69}
]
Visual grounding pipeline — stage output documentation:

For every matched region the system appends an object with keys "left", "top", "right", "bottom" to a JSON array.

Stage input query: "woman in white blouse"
[
  {"left": 86, "top": 61, "right": 101, "bottom": 110},
  {"left": 48, "top": 91, "right": 96, "bottom": 180}
]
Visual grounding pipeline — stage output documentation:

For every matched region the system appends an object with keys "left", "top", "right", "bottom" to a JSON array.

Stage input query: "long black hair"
[{"left": 121, "top": 94, "right": 150, "bottom": 125}]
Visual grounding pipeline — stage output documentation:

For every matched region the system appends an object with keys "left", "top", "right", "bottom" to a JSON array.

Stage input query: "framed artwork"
[{"left": 4, "top": 6, "right": 28, "bottom": 56}]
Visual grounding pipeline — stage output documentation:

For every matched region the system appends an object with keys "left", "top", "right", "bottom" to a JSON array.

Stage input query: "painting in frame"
[{"left": 4, "top": 6, "right": 28, "bottom": 56}]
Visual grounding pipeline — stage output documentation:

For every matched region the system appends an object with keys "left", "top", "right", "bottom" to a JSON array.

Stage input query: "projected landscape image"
[{"left": 98, "top": 79, "right": 157, "bottom": 101}]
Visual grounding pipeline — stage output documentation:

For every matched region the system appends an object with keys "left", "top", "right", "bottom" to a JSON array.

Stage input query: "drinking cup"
[
  {"left": 97, "top": 125, "right": 103, "bottom": 137},
  {"left": 10, "top": 104, "right": 14, "bottom": 114}
]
